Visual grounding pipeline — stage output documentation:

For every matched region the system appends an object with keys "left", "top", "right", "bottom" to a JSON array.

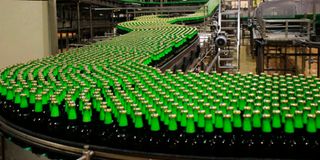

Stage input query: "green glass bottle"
[
  {"left": 164, "top": 113, "right": 179, "bottom": 153},
  {"left": 65, "top": 102, "right": 78, "bottom": 140}
]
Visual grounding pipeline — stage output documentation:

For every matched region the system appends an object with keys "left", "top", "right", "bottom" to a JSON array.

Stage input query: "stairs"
[{"left": 217, "top": 0, "right": 241, "bottom": 71}]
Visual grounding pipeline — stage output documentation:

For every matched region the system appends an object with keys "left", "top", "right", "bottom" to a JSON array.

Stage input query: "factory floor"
[{"left": 239, "top": 39, "right": 256, "bottom": 74}]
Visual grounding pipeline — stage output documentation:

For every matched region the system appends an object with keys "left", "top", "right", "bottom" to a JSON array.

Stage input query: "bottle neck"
[
  {"left": 215, "top": 113, "right": 223, "bottom": 129},
  {"left": 307, "top": 117, "right": 316, "bottom": 133},
  {"left": 262, "top": 118, "right": 272, "bottom": 133},
  {"left": 204, "top": 118, "right": 213, "bottom": 133},
  {"left": 294, "top": 113, "right": 303, "bottom": 129},
  {"left": 34, "top": 100, "right": 43, "bottom": 112},
  {"left": 284, "top": 118, "right": 294, "bottom": 134},
  {"left": 180, "top": 112, "right": 187, "bottom": 127},
  {"left": 119, "top": 113, "right": 128, "bottom": 127},
  {"left": 150, "top": 116, "right": 160, "bottom": 131},
  {"left": 197, "top": 113, "right": 205, "bottom": 128},
  {"left": 6, "top": 88, "right": 14, "bottom": 100},
  {"left": 82, "top": 109, "right": 92, "bottom": 123},
  {"left": 253, "top": 113, "right": 261, "bottom": 128},
  {"left": 104, "top": 111, "right": 113, "bottom": 125},
  {"left": 99, "top": 108, "right": 105, "bottom": 121},
  {"left": 233, "top": 114, "right": 242, "bottom": 128},
  {"left": 243, "top": 117, "right": 252, "bottom": 132},
  {"left": 68, "top": 108, "right": 77, "bottom": 121},
  {"left": 29, "top": 92, "right": 36, "bottom": 104},
  {"left": 186, "top": 117, "right": 195, "bottom": 134},
  {"left": 223, "top": 117, "right": 232, "bottom": 133},
  {"left": 135, "top": 115, "right": 144, "bottom": 129},
  {"left": 14, "top": 93, "right": 21, "bottom": 104},
  {"left": 20, "top": 96, "right": 29, "bottom": 109},
  {"left": 168, "top": 118, "right": 177, "bottom": 131},
  {"left": 50, "top": 104, "right": 60, "bottom": 117},
  {"left": 272, "top": 113, "right": 281, "bottom": 129}
]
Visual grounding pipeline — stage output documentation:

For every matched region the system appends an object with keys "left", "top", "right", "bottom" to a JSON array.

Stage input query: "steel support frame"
[
  {"left": 79, "top": 0, "right": 121, "bottom": 8},
  {"left": 255, "top": 40, "right": 320, "bottom": 76}
]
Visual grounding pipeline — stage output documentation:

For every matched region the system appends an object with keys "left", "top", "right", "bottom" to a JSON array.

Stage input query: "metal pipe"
[
  {"left": 0, "top": 115, "right": 209, "bottom": 160},
  {"left": 294, "top": 39, "right": 320, "bottom": 47},
  {"left": 236, "top": 0, "right": 241, "bottom": 71},
  {"left": 218, "top": 0, "right": 222, "bottom": 32}
]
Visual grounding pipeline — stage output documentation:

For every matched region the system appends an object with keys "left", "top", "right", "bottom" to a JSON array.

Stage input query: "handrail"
[
  {"left": 236, "top": 0, "right": 241, "bottom": 71},
  {"left": 218, "top": 0, "right": 222, "bottom": 33},
  {"left": 205, "top": 48, "right": 220, "bottom": 73},
  {"left": 260, "top": 19, "right": 311, "bottom": 40}
]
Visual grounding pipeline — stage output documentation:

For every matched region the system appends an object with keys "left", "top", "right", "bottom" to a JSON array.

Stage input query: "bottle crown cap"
[
  {"left": 169, "top": 114, "right": 177, "bottom": 118},
  {"left": 285, "top": 114, "right": 293, "bottom": 118},
  {"left": 205, "top": 114, "right": 212, "bottom": 119},
  {"left": 308, "top": 114, "right": 316, "bottom": 118},
  {"left": 262, "top": 114, "right": 271, "bottom": 118},
  {"left": 187, "top": 114, "right": 194, "bottom": 119},
  {"left": 135, "top": 112, "right": 142, "bottom": 116}
]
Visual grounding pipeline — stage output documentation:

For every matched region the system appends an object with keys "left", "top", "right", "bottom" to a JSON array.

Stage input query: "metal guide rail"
[{"left": 0, "top": 115, "right": 243, "bottom": 160}]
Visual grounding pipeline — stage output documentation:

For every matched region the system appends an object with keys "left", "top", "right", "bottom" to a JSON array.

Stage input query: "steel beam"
[
  {"left": 93, "top": 5, "right": 202, "bottom": 11},
  {"left": 80, "top": 0, "right": 121, "bottom": 8}
]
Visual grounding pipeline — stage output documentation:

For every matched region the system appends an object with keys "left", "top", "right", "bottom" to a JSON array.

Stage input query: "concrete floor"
[{"left": 239, "top": 39, "right": 256, "bottom": 74}]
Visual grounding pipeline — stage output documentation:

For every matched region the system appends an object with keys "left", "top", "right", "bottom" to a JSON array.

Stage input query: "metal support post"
[
  {"left": 133, "top": 9, "right": 136, "bottom": 18},
  {"left": 126, "top": 9, "right": 129, "bottom": 21},
  {"left": 285, "top": 21, "right": 288, "bottom": 39},
  {"left": 90, "top": 3, "right": 93, "bottom": 41},
  {"left": 248, "top": 0, "right": 252, "bottom": 18},
  {"left": 77, "top": 1, "right": 81, "bottom": 44},
  {"left": 307, "top": 21, "right": 311, "bottom": 40},
  {"left": 313, "top": 0, "right": 316, "bottom": 34},
  {"left": 318, "top": 48, "right": 320, "bottom": 77},
  {"left": 66, "top": 32, "right": 69, "bottom": 50},
  {"left": 256, "top": 40, "right": 264, "bottom": 74},
  {"left": 48, "top": 0, "right": 59, "bottom": 55},
  {"left": 160, "top": 0, "right": 163, "bottom": 15},
  {"left": 76, "top": 145, "right": 94, "bottom": 160},
  {"left": 218, "top": 0, "right": 222, "bottom": 32},
  {"left": 294, "top": 46, "right": 298, "bottom": 74},
  {"left": 203, "top": 5, "right": 206, "bottom": 29},
  {"left": 237, "top": 0, "right": 241, "bottom": 70},
  {"left": 0, "top": 132, "right": 4, "bottom": 160}
]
